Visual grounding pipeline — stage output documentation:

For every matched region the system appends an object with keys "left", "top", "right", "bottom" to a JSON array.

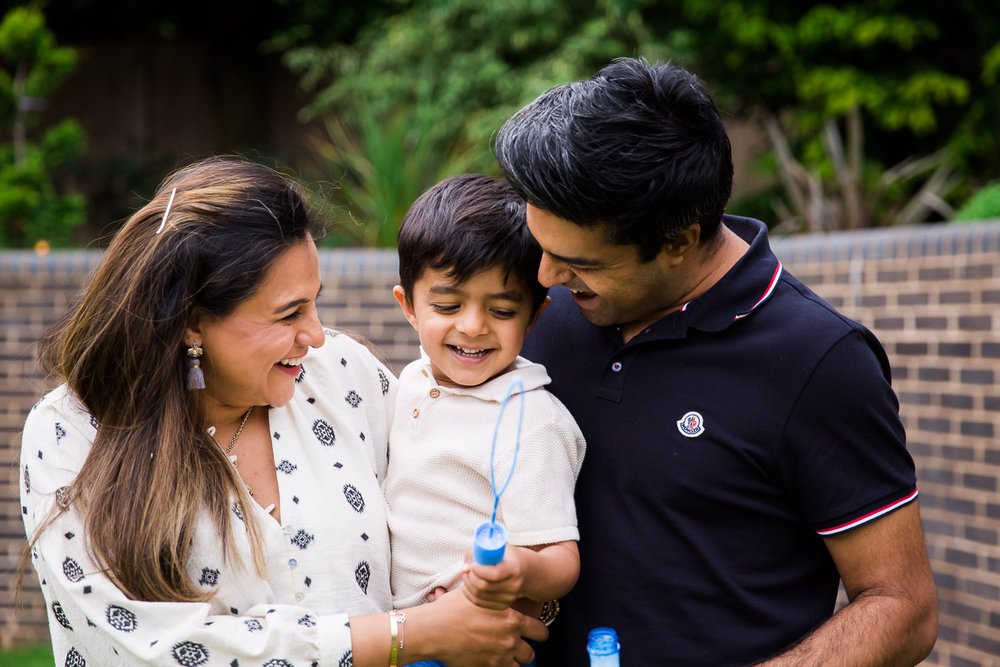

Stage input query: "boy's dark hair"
[
  {"left": 494, "top": 57, "right": 734, "bottom": 262},
  {"left": 397, "top": 174, "right": 547, "bottom": 312}
]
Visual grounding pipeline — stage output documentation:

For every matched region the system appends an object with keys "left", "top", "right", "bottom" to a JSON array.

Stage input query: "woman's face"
[{"left": 189, "top": 238, "right": 325, "bottom": 422}]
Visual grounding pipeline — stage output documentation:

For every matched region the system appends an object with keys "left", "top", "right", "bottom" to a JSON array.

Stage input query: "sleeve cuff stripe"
[{"left": 815, "top": 489, "right": 919, "bottom": 536}]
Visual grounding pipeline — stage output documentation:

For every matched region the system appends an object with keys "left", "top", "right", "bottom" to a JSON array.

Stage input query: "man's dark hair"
[
  {"left": 397, "top": 174, "right": 548, "bottom": 312},
  {"left": 495, "top": 57, "right": 734, "bottom": 261}
]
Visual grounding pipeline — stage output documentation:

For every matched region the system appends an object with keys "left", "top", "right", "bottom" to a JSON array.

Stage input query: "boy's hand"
[{"left": 461, "top": 545, "right": 529, "bottom": 610}]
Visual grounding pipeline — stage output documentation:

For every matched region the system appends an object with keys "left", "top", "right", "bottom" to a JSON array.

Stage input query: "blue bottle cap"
[
  {"left": 472, "top": 521, "right": 507, "bottom": 565},
  {"left": 587, "top": 627, "right": 620, "bottom": 656}
]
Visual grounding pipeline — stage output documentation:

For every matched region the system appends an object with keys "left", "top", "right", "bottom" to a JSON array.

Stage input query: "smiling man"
[{"left": 495, "top": 57, "right": 937, "bottom": 666}]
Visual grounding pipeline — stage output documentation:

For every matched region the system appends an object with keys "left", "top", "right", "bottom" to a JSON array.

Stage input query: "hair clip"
[{"left": 155, "top": 188, "right": 177, "bottom": 235}]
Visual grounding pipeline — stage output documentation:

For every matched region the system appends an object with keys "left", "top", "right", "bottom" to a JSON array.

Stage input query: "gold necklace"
[
  {"left": 223, "top": 406, "right": 254, "bottom": 455},
  {"left": 213, "top": 406, "right": 256, "bottom": 498}
]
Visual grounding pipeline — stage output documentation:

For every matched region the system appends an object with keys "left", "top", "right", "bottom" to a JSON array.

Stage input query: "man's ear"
[
  {"left": 661, "top": 224, "right": 702, "bottom": 266},
  {"left": 392, "top": 285, "right": 419, "bottom": 331},
  {"left": 527, "top": 295, "right": 551, "bottom": 331}
]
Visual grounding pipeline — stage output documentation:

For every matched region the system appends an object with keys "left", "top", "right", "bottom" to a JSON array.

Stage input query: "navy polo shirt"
[{"left": 526, "top": 216, "right": 917, "bottom": 666}]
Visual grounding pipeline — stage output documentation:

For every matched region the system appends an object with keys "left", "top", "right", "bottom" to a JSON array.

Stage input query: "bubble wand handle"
[{"left": 472, "top": 376, "right": 525, "bottom": 565}]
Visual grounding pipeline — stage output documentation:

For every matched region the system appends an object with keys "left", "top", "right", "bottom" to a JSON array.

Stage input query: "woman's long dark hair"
[{"left": 28, "top": 156, "right": 323, "bottom": 601}]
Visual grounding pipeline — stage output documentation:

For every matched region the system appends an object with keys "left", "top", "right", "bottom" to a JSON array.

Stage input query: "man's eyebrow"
[
  {"left": 273, "top": 284, "right": 323, "bottom": 314},
  {"left": 545, "top": 250, "right": 602, "bottom": 267}
]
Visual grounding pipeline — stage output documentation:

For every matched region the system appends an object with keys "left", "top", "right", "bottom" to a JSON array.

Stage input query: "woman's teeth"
[{"left": 278, "top": 357, "right": 302, "bottom": 367}]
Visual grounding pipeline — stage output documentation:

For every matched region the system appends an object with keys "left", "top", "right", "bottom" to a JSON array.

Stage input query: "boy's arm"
[{"left": 462, "top": 540, "right": 580, "bottom": 610}]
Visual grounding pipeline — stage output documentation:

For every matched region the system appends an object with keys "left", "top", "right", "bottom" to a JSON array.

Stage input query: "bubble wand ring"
[{"left": 472, "top": 376, "right": 525, "bottom": 565}]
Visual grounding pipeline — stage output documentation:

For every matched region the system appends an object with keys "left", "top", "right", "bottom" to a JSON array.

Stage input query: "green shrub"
[{"left": 954, "top": 182, "right": 1000, "bottom": 222}]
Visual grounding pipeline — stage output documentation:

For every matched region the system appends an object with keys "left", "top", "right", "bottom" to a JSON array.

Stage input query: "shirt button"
[
  {"left": 611, "top": 361, "right": 623, "bottom": 372},
  {"left": 429, "top": 388, "right": 441, "bottom": 399},
  {"left": 295, "top": 592, "right": 304, "bottom": 601},
  {"left": 421, "top": 369, "right": 428, "bottom": 377},
  {"left": 288, "top": 558, "right": 298, "bottom": 568},
  {"left": 412, "top": 408, "right": 420, "bottom": 418}
]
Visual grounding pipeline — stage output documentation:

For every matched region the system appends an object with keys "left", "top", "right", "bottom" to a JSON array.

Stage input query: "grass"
[{"left": 0, "top": 645, "right": 53, "bottom": 667}]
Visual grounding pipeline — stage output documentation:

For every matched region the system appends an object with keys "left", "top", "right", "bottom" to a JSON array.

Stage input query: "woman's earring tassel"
[{"left": 186, "top": 343, "right": 205, "bottom": 390}]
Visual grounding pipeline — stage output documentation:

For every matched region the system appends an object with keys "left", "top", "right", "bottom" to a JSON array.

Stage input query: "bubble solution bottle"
[{"left": 587, "top": 627, "right": 620, "bottom": 666}]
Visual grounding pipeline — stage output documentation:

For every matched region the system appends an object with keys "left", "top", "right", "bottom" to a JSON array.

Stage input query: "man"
[{"left": 494, "top": 57, "right": 937, "bottom": 665}]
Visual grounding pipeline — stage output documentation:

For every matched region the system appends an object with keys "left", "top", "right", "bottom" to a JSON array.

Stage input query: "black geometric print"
[
  {"left": 231, "top": 501, "right": 245, "bottom": 522},
  {"left": 55, "top": 486, "right": 72, "bottom": 508},
  {"left": 171, "top": 641, "right": 209, "bottom": 666},
  {"left": 344, "top": 390, "right": 362, "bottom": 408},
  {"left": 295, "top": 366, "right": 306, "bottom": 383},
  {"left": 229, "top": 607, "right": 238, "bottom": 615},
  {"left": 378, "top": 369, "right": 390, "bottom": 395},
  {"left": 52, "top": 601, "right": 72, "bottom": 629},
  {"left": 89, "top": 414, "right": 99, "bottom": 430},
  {"left": 198, "top": 568, "right": 220, "bottom": 586},
  {"left": 65, "top": 532, "right": 75, "bottom": 540},
  {"left": 312, "top": 419, "right": 335, "bottom": 446},
  {"left": 23, "top": 465, "right": 29, "bottom": 494},
  {"left": 62, "top": 557, "right": 84, "bottom": 582},
  {"left": 304, "top": 577, "right": 312, "bottom": 587},
  {"left": 276, "top": 460, "right": 297, "bottom": 474},
  {"left": 340, "top": 650, "right": 353, "bottom": 667},
  {"left": 297, "top": 615, "right": 316, "bottom": 627},
  {"left": 55, "top": 423, "right": 67, "bottom": 442},
  {"left": 65, "top": 647, "right": 86, "bottom": 667},
  {"left": 262, "top": 660, "right": 293, "bottom": 667},
  {"left": 244, "top": 618, "right": 263, "bottom": 632},
  {"left": 290, "top": 529, "right": 314, "bottom": 550},
  {"left": 355, "top": 561, "right": 370, "bottom": 594},
  {"left": 343, "top": 484, "right": 365, "bottom": 513},
  {"left": 106, "top": 605, "right": 138, "bottom": 632},
  {"left": 325, "top": 329, "right": 338, "bottom": 338},
  {"left": 341, "top": 358, "right": 348, "bottom": 367}
]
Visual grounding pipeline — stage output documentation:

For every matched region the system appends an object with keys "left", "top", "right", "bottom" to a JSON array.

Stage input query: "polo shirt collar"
[
  {"left": 637, "top": 215, "right": 781, "bottom": 339},
  {"left": 417, "top": 348, "right": 551, "bottom": 400}
]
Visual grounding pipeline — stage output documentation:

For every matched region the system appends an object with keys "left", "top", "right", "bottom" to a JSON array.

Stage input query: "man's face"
[{"left": 525, "top": 204, "right": 688, "bottom": 333}]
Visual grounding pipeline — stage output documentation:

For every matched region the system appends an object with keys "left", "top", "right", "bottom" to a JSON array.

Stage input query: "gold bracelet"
[
  {"left": 389, "top": 610, "right": 400, "bottom": 667},
  {"left": 397, "top": 610, "right": 406, "bottom": 661},
  {"left": 539, "top": 599, "right": 560, "bottom": 626}
]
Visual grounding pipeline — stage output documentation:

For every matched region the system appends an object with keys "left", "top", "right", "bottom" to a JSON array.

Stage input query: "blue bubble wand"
[{"left": 472, "top": 376, "right": 525, "bottom": 565}]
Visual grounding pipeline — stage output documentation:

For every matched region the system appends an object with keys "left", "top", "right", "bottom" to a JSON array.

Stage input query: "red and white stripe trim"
[
  {"left": 734, "top": 261, "right": 783, "bottom": 321},
  {"left": 816, "top": 489, "right": 919, "bottom": 536}
]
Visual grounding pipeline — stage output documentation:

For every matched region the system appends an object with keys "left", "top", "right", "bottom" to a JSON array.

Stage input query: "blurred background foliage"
[{"left": 0, "top": 0, "right": 998, "bottom": 247}]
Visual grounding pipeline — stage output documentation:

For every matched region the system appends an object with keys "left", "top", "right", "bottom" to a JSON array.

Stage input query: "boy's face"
[{"left": 393, "top": 265, "right": 540, "bottom": 388}]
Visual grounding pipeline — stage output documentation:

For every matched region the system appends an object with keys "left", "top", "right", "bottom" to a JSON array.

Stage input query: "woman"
[{"left": 19, "top": 156, "right": 545, "bottom": 666}]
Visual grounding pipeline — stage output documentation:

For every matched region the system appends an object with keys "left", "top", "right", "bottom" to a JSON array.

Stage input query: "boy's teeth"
[{"left": 452, "top": 346, "right": 487, "bottom": 357}]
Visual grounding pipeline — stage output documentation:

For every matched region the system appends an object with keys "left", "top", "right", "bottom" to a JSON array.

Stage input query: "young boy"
[{"left": 383, "top": 174, "right": 586, "bottom": 641}]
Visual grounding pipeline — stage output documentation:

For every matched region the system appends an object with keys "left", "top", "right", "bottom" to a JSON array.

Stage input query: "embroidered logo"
[{"left": 676, "top": 411, "right": 706, "bottom": 438}]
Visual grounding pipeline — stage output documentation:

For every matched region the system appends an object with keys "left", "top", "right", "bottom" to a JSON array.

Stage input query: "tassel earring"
[{"left": 186, "top": 343, "right": 206, "bottom": 390}]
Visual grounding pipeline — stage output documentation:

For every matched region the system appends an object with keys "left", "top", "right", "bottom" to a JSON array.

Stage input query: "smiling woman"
[{"left": 17, "top": 156, "right": 546, "bottom": 667}]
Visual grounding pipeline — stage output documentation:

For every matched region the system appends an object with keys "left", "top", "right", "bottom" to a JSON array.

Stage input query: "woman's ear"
[
  {"left": 392, "top": 285, "right": 419, "bottom": 331},
  {"left": 184, "top": 311, "right": 203, "bottom": 346},
  {"left": 527, "top": 295, "right": 551, "bottom": 331}
]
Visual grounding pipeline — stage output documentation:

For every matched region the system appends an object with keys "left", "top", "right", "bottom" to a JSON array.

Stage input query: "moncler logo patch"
[{"left": 677, "top": 411, "right": 706, "bottom": 438}]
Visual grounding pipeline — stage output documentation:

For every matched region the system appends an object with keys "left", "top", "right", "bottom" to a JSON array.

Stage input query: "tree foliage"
[
  {"left": 278, "top": 0, "right": 1000, "bottom": 240},
  {"left": 0, "top": 6, "right": 85, "bottom": 248}
]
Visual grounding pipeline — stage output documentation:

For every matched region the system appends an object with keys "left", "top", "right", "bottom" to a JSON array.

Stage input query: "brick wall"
[{"left": 3, "top": 221, "right": 998, "bottom": 663}]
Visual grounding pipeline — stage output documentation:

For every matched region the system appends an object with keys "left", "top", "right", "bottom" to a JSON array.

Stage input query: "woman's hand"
[{"left": 407, "top": 587, "right": 547, "bottom": 666}]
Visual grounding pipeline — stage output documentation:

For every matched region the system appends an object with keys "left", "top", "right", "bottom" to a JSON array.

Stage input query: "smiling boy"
[{"left": 382, "top": 175, "right": 586, "bottom": 649}]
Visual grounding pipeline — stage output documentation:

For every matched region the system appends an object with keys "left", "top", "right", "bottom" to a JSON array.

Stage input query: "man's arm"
[{"left": 757, "top": 502, "right": 937, "bottom": 666}]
